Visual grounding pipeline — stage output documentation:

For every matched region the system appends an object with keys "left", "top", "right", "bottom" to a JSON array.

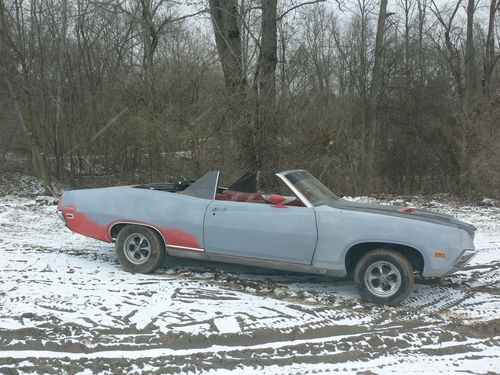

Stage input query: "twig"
[
  {"left": 64, "top": 108, "right": 129, "bottom": 156},
  {"left": 277, "top": 0, "right": 326, "bottom": 22}
]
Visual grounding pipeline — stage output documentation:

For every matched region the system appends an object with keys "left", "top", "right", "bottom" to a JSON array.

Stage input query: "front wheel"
[
  {"left": 354, "top": 249, "right": 413, "bottom": 305},
  {"left": 115, "top": 225, "right": 165, "bottom": 273}
]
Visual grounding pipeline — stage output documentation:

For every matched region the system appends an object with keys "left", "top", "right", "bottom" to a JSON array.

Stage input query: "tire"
[
  {"left": 353, "top": 249, "right": 413, "bottom": 306},
  {"left": 115, "top": 225, "right": 166, "bottom": 273}
]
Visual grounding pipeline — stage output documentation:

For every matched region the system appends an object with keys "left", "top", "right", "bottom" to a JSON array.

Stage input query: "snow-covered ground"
[{"left": 0, "top": 177, "right": 499, "bottom": 374}]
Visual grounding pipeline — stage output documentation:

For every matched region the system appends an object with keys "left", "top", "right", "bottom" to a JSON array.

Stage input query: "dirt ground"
[{"left": 0, "top": 173, "right": 498, "bottom": 374}]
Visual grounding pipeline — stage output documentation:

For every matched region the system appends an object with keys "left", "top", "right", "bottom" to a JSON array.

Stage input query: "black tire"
[
  {"left": 353, "top": 249, "right": 413, "bottom": 306},
  {"left": 115, "top": 225, "right": 166, "bottom": 273}
]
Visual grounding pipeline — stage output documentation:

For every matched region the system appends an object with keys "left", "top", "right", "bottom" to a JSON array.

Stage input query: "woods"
[{"left": 0, "top": 0, "right": 498, "bottom": 196}]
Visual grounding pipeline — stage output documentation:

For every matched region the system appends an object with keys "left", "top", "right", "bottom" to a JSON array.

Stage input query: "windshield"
[{"left": 282, "top": 170, "right": 339, "bottom": 206}]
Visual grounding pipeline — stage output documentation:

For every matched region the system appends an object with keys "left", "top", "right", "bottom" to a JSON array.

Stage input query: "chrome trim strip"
[
  {"left": 455, "top": 249, "right": 476, "bottom": 268},
  {"left": 168, "top": 245, "right": 204, "bottom": 252},
  {"left": 276, "top": 172, "right": 313, "bottom": 208},
  {"left": 213, "top": 171, "right": 220, "bottom": 200},
  {"left": 57, "top": 210, "right": 65, "bottom": 222},
  {"left": 109, "top": 222, "right": 205, "bottom": 252},
  {"left": 277, "top": 169, "right": 307, "bottom": 175},
  {"left": 167, "top": 248, "right": 346, "bottom": 277}
]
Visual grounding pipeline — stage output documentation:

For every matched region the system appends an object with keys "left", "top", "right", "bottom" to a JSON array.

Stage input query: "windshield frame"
[{"left": 276, "top": 170, "right": 339, "bottom": 207}]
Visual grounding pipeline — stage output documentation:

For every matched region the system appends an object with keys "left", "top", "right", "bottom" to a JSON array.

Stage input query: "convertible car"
[{"left": 57, "top": 170, "right": 477, "bottom": 305}]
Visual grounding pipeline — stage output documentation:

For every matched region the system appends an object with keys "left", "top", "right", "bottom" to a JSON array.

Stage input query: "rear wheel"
[
  {"left": 115, "top": 225, "right": 165, "bottom": 273},
  {"left": 354, "top": 249, "right": 413, "bottom": 305}
]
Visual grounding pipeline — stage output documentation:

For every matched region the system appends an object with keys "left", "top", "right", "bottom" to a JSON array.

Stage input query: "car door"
[{"left": 203, "top": 200, "right": 318, "bottom": 265}]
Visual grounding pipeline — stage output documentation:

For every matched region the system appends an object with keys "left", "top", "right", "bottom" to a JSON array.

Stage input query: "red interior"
[
  {"left": 267, "top": 194, "right": 285, "bottom": 204},
  {"left": 216, "top": 191, "right": 265, "bottom": 203},
  {"left": 398, "top": 207, "right": 416, "bottom": 214},
  {"left": 215, "top": 190, "right": 305, "bottom": 207}
]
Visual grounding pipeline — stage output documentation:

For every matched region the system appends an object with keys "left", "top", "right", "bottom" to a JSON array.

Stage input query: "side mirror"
[{"left": 268, "top": 194, "right": 287, "bottom": 208}]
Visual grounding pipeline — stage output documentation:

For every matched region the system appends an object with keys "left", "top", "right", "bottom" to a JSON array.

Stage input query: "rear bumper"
[{"left": 57, "top": 210, "right": 65, "bottom": 222}]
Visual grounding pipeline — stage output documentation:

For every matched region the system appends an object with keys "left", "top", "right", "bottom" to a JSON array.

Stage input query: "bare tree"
[
  {"left": 482, "top": 0, "right": 499, "bottom": 97},
  {"left": 0, "top": 0, "right": 497, "bottom": 196},
  {"left": 0, "top": 0, "right": 53, "bottom": 193},
  {"left": 366, "top": 0, "right": 389, "bottom": 183},
  {"left": 464, "top": 0, "right": 476, "bottom": 108},
  {"left": 209, "top": 0, "right": 245, "bottom": 92}
]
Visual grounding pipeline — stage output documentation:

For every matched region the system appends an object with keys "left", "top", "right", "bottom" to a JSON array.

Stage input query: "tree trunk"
[
  {"left": 402, "top": 0, "right": 413, "bottom": 193},
  {"left": 209, "top": 0, "right": 254, "bottom": 176},
  {"left": 5, "top": 77, "right": 53, "bottom": 194},
  {"left": 208, "top": 0, "right": 245, "bottom": 92},
  {"left": 367, "top": 0, "right": 389, "bottom": 190},
  {"left": 0, "top": 0, "right": 53, "bottom": 194},
  {"left": 482, "top": 0, "right": 498, "bottom": 97},
  {"left": 139, "top": 0, "right": 161, "bottom": 180},
  {"left": 255, "top": 0, "right": 279, "bottom": 188},
  {"left": 54, "top": 0, "right": 68, "bottom": 180},
  {"left": 464, "top": 0, "right": 475, "bottom": 109},
  {"left": 417, "top": 0, "right": 426, "bottom": 81},
  {"left": 457, "top": 0, "right": 477, "bottom": 193}
]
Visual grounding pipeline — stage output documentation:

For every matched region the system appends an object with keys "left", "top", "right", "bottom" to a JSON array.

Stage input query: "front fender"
[{"left": 312, "top": 205, "right": 465, "bottom": 277}]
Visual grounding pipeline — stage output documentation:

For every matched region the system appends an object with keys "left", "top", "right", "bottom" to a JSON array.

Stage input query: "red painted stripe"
[
  {"left": 60, "top": 206, "right": 201, "bottom": 249},
  {"left": 61, "top": 207, "right": 111, "bottom": 242},
  {"left": 159, "top": 228, "right": 200, "bottom": 249}
]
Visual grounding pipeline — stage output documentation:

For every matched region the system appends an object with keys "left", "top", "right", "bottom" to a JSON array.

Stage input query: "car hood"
[{"left": 328, "top": 199, "right": 476, "bottom": 237}]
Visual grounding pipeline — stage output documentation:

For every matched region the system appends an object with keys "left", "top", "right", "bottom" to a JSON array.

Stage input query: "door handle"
[{"left": 211, "top": 207, "right": 226, "bottom": 212}]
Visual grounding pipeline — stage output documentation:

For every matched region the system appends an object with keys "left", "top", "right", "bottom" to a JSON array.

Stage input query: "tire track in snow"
[{"left": 0, "top": 195, "right": 499, "bottom": 373}]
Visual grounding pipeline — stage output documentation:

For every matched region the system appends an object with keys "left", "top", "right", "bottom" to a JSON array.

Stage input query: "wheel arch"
[
  {"left": 109, "top": 221, "right": 167, "bottom": 248},
  {"left": 345, "top": 241, "right": 425, "bottom": 276}
]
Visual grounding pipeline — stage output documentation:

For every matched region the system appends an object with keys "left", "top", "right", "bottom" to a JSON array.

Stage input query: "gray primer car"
[{"left": 57, "top": 170, "right": 477, "bottom": 305}]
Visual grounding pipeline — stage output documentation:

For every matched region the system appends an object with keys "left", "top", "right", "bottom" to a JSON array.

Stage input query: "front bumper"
[{"left": 454, "top": 249, "right": 477, "bottom": 269}]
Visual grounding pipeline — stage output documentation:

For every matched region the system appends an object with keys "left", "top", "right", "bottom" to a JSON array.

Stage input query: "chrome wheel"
[
  {"left": 123, "top": 233, "right": 151, "bottom": 265},
  {"left": 364, "top": 261, "right": 402, "bottom": 298}
]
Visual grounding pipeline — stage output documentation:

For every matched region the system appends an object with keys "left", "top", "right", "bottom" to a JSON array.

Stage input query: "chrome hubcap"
[
  {"left": 123, "top": 234, "right": 151, "bottom": 265},
  {"left": 365, "top": 261, "right": 402, "bottom": 298}
]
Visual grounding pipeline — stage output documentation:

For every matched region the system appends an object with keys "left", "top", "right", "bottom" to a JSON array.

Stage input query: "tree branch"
[
  {"left": 277, "top": 0, "right": 326, "bottom": 22},
  {"left": 64, "top": 108, "right": 129, "bottom": 157},
  {"left": 157, "top": 9, "right": 207, "bottom": 32}
]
